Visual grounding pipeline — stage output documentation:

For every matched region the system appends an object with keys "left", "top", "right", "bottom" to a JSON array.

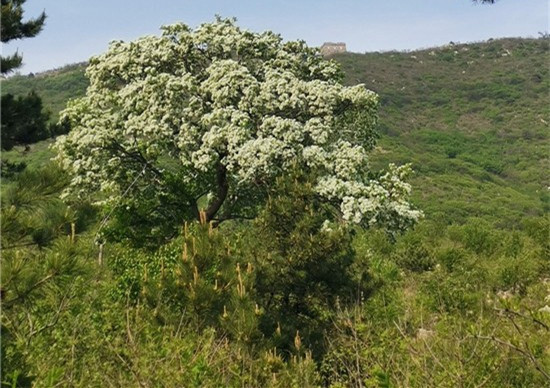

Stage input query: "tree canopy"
[
  {"left": 1, "top": 0, "right": 46, "bottom": 74},
  {"left": 1, "top": 91, "right": 50, "bottom": 151},
  {"left": 54, "top": 18, "right": 421, "bottom": 242},
  {"left": 1, "top": 0, "right": 50, "bottom": 156}
]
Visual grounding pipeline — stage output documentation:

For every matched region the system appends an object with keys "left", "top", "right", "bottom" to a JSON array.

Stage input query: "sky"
[{"left": 3, "top": 0, "right": 549, "bottom": 74}]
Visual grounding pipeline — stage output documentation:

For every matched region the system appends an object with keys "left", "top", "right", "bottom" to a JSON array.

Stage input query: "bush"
[
  {"left": 109, "top": 221, "right": 259, "bottom": 341},
  {"left": 1, "top": 164, "right": 94, "bottom": 249},
  {"left": 252, "top": 173, "right": 360, "bottom": 357},
  {"left": 449, "top": 218, "right": 499, "bottom": 255},
  {"left": 437, "top": 246, "right": 467, "bottom": 272},
  {"left": 393, "top": 233, "right": 435, "bottom": 272}
]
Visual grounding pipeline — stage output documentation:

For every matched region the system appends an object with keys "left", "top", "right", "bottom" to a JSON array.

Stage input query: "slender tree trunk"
[
  {"left": 204, "top": 161, "right": 229, "bottom": 222},
  {"left": 190, "top": 201, "right": 200, "bottom": 221}
]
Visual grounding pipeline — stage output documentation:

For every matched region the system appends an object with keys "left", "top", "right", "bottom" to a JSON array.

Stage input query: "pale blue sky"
[{"left": 3, "top": 0, "right": 549, "bottom": 74}]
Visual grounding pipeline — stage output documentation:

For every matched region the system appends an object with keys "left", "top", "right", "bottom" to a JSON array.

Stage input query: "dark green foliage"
[
  {"left": 1, "top": 92, "right": 50, "bottom": 151},
  {"left": 100, "top": 170, "right": 206, "bottom": 248},
  {"left": 0, "top": 158, "right": 26, "bottom": 178},
  {"left": 253, "top": 173, "right": 359, "bottom": 356},
  {"left": 1, "top": 0, "right": 46, "bottom": 74},
  {"left": 0, "top": 51, "right": 24, "bottom": 75},
  {"left": 0, "top": 0, "right": 45, "bottom": 42},
  {"left": 1, "top": 164, "right": 96, "bottom": 249},
  {"left": 393, "top": 232, "right": 435, "bottom": 272},
  {"left": 47, "top": 116, "right": 71, "bottom": 137}
]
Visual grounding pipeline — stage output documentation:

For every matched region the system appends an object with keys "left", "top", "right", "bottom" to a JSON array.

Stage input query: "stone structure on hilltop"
[{"left": 320, "top": 42, "right": 347, "bottom": 56}]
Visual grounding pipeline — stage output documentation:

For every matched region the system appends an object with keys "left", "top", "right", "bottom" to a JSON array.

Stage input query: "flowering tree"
[{"left": 54, "top": 18, "right": 421, "bottom": 240}]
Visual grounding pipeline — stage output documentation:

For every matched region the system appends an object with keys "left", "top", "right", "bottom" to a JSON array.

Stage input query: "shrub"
[
  {"left": 437, "top": 246, "right": 467, "bottom": 272},
  {"left": 393, "top": 233, "right": 435, "bottom": 272},
  {"left": 449, "top": 218, "right": 499, "bottom": 255},
  {"left": 253, "top": 172, "right": 360, "bottom": 357}
]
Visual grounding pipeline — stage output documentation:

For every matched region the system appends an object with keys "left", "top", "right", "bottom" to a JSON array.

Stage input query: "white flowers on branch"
[{"left": 54, "top": 17, "right": 421, "bottom": 231}]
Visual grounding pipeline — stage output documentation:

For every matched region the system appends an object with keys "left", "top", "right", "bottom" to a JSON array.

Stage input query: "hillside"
[
  {"left": 337, "top": 37, "right": 549, "bottom": 226},
  {"left": 3, "top": 37, "right": 548, "bottom": 226},
  {"left": 2, "top": 35, "right": 549, "bottom": 387},
  {"left": 1, "top": 63, "right": 88, "bottom": 122}
]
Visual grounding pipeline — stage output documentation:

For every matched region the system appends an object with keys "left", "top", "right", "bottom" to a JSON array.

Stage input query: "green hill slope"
[
  {"left": 2, "top": 37, "right": 548, "bottom": 225},
  {"left": 336, "top": 37, "right": 549, "bottom": 225},
  {"left": 1, "top": 63, "right": 88, "bottom": 122}
]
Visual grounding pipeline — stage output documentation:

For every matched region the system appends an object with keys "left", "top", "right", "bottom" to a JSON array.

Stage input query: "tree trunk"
[{"left": 204, "top": 161, "right": 228, "bottom": 222}]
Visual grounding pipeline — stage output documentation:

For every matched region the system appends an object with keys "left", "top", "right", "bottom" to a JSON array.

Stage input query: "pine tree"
[
  {"left": 1, "top": 0, "right": 46, "bottom": 74},
  {"left": 1, "top": 91, "right": 50, "bottom": 150}
]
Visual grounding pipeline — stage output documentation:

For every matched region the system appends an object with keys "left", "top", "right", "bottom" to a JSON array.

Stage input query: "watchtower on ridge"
[{"left": 320, "top": 42, "right": 347, "bottom": 56}]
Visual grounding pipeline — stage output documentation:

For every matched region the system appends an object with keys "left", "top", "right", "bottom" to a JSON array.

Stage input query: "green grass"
[{"left": 1, "top": 139, "right": 56, "bottom": 170}]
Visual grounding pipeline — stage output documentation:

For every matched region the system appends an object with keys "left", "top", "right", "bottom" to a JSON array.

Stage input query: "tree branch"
[
  {"left": 3, "top": 273, "right": 54, "bottom": 308},
  {"left": 494, "top": 307, "right": 549, "bottom": 331},
  {"left": 106, "top": 141, "right": 163, "bottom": 177},
  {"left": 473, "top": 334, "right": 550, "bottom": 381}
]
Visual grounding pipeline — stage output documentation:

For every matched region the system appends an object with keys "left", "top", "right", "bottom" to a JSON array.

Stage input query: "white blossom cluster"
[{"left": 54, "top": 18, "right": 421, "bottom": 229}]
